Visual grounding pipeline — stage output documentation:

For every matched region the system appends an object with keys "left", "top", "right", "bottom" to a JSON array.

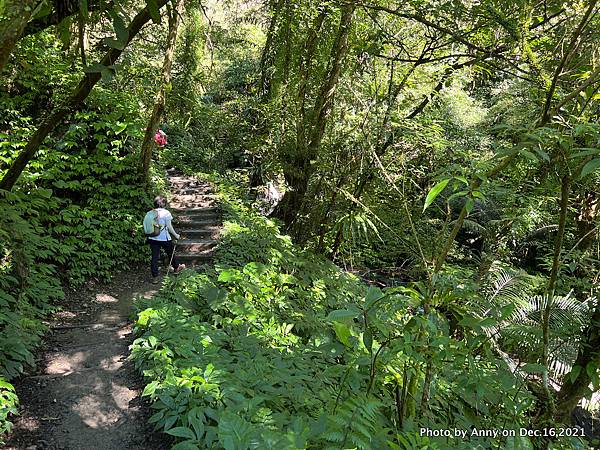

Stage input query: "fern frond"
[
  {"left": 462, "top": 219, "right": 487, "bottom": 236},
  {"left": 324, "top": 395, "right": 386, "bottom": 449}
]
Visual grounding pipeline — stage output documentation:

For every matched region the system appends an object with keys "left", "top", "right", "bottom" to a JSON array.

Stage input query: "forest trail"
[{"left": 5, "top": 172, "right": 221, "bottom": 450}]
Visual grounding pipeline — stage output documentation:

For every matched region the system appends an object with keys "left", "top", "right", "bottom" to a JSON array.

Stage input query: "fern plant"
[
  {"left": 321, "top": 395, "right": 388, "bottom": 449},
  {"left": 478, "top": 270, "right": 590, "bottom": 381}
]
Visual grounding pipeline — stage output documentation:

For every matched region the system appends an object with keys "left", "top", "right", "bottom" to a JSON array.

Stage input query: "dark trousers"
[{"left": 148, "top": 239, "right": 180, "bottom": 277}]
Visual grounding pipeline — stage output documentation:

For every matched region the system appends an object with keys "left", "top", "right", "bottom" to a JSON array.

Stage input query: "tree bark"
[
  {"left": 139, "top": 0, "right": 186, "bottom": 181},
  {"left": 258, "top": 0, "right": 286, "bottom": 97},
  {"left": 271, "top": 3, "right": 355, "bottom": 227},
  {"left": 0, "top": 0, "right": 39, "bottom": 73},
  {"left": 575, "top": 193, "right": 599, "bottom": 251},
  {"left": 0, "top": 0, "right": 170, "bottom": 192},
  {"left": 553, "top": 302, "right": 600, "bottom": 423}
]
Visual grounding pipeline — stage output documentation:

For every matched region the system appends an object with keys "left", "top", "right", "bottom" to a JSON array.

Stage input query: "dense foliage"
[
  {"left": 1, "top": 0, "right": 600, "bottom": 447},
  {"left": 130, "top": 174, "right": 584, "bottom": 449},
  {"left": 0, "top": 5, "right": 170, "bottom": 437}
]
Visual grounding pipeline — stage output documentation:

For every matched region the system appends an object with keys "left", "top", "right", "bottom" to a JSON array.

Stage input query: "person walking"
[{"left": 146, "top": 196, "right": 185, "bottom": 283}]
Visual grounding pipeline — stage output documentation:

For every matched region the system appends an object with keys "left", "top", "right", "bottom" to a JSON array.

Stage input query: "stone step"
[
  {"left": 175, "top": 253, "right": 215, "bottom": 266},
  {"left": 176, "top": 222, "right": 220, "bottom": 231},
  {"left": 171, "top": 189, "right": 213, "bottom": 196},
  {"left": 170, "top": 193, "right": 218, "bottom": 200},
  {"left": 171, "top": 202, "right": 217, "bottom": 210},
  {"left": 175, "top": 239, "right": 218, "bottom": 253},
  {"left": 180, "top": 228, "right": 220, "bottom": 239},
  {"left": 175, "top": 211, "right": 221, "bottom": 220},
  {"left": 170, "top": 186, "right": 208, "bottom": 193},
  {"left": 171, "top": 206, "right": 220, "bottom": 215},
  {"left": 169, "top": 176, "right": 199, "bottom": 182},
  {"left": 168, "top": 173, "right": 219, "bottom": 267},
  {"left": 171, "top": 206, "right": 221, "bottom": 215}
]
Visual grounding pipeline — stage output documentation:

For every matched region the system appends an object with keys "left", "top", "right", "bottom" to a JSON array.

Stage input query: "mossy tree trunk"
[
  {"left": 271, "top": 3, "right": 355, "bottom": 228},
  {"left": 139, "top": 0, "right": 186, "bottom": 181}
]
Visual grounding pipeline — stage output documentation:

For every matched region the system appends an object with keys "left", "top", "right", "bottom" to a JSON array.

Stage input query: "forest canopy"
[{"left": 1, "top": 0, "right": 600, "bottom": 448}]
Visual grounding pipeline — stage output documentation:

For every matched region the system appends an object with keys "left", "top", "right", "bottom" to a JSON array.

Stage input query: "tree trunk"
[
  {"left": 539, "top": 176, "right": 571, "bottom": 398},
  {"left": 546, "top": 176, "right": 571, "bottom": 295},
  {"left": 0, "top": 0, "right": 170, "bottom": 192},
  {"left": 258, "top": 0, "right": 285, "bottom": 98},
  {"left": 553, "top": 302, "right": 600, "bottom": 423},
  {"left": 540, "top": 0, "right": 598, "bottom": 125},
  {"left": 139, "top": 0, "right": 186, "bottom": 181},
  {"left": 22, "top": 0, "right": 111, "bottom": 39},
  {"left": 271, "top": 3, "right": 355, "bottom": 228},
  {"left": 0, "top": 0, "right": 39, "bottom": 73},
  {"left": 271, "top": 166, "right": 311, "bottom": 226},
  {"left": 575, "top": 192, "right": 599, "bottom": 251}
]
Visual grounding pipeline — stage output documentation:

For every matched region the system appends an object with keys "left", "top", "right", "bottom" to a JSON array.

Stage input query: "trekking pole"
[{"left": 166, "top": 240, "right": 177, "bottom": 279}]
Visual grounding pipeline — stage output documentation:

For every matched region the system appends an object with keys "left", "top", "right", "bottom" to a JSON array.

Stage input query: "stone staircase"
[{"left": 167, "top": 170, "right": 221, "bottom": 267}]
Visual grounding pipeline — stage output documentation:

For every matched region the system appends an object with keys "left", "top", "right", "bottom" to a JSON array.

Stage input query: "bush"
[{"left": 131, "top": 173, "right": 547, "bottom": 449}]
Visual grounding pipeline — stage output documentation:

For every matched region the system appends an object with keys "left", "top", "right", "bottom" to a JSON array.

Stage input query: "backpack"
[{"left": 143, "top": 209, "right": 163, "bottom": 237}]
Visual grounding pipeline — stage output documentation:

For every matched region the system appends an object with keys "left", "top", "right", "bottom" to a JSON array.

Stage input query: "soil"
[
  {"left": 4, "top": 264, "right": 171, "bottom": 450},
  {"left": 4, "top": 172, "right": 219, "bottom": 450}
]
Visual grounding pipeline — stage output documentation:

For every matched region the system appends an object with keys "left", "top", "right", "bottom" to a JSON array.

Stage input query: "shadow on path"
[{"left": 5, "top": 265, "right": 169, "bottom": 450}]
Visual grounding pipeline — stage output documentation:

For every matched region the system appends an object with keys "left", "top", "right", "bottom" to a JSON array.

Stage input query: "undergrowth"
[
  {"left": 130, "top": 172, "right": 567, "bottom": 450},
  {"left": 0, "top": 90, "right": 165, "bottom": 439}
]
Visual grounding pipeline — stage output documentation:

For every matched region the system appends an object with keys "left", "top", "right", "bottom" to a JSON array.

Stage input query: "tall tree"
[
  {"left": 0, "top": 0, "right": 170, "bottom": 191},
  {"left": 271, "top": 3, "right": 356, "bottom": 227},
  {"left": 139, "top": 0, "right": 186, "bottom": 180},
  {"left": 0, "top": 0, "right": 40, "bottom": 73}
]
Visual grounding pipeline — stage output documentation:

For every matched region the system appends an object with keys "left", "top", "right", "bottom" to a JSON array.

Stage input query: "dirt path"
[
  {"left": 5, "top": 172, "right": 221, "bottom": 450},
  {"left": 5, "top": 267, "right": 169, "bottom": 450}
]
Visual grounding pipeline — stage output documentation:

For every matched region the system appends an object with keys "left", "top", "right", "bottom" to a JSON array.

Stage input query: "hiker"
[
  {"left": 145, "top": 196, "right": 185, "bottom": 283},
  {"left": 154, "top": 129, "right": 167, "bottom": 147}
]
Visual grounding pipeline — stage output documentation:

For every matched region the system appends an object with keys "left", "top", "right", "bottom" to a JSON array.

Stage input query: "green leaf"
[
  {"left": 112, "top": 14, "right": 129, "bottom": 43},
  {"left": 100, "top": 67, "right": 116, "bottom": 82},
  {"left": 465, "top": 197, "right": 474, "bottom": 214},
  {"left": 522, "top": 363, "right": 547, "bottom": 374},
  {"left": 423, "top": 178, "right": 450, "bottom": 212},
  {"left": 142, "top": 380, "right": 159, "bottom": 397},
  {"left": 146, "top": 0, "right": 161, "bottom": 23},
  {"left": 57, "top": 17, "right": 72, "bottom": 47},
  {"left": 188, "top": 407, "right": 205, "bottom": 440},
  {"left": 479, "top": 317, "right": 497, "bottom": 328},
  {"left": 218, "top": 269, "right": 239, "bottom": 282},
  {"left": 580, "top": 157, "right": 600, "bottom": 178},
  {"left": 103, "top": 37, "right": 125, "bottom": 50},
  {"left": 333, "top": 322, "right": 352, "bottom": 347},
  {"left": 534, "top": 148, "right": 550, "bottom": 162},
  {"left": 84, "top": 63, "right": 107, "bottom": 74},
  {"left": 505, "top": 435, "right": 534, "bottom": 450},
  {"left": 327, "top": 307, "right": 360, "bottom": 322},
  {"left": 586, "top": 361, "right": 598, "bottom": 378},
  {"left": 166, "top": 427, "right": 196, "bottom": 440},
  {"left": 519, "top": 148, "right": 538, "bottom": 161},
  {"left": 569, "top": 365, "right": 582, "bottom": 384},
  {"left": 364, "top": 286, "right": 384, "bottom": 310},
  {"left": 32, "top": 2, "right": 53, "bottom": 20},
  {"left": 458, "top": 315, "right": 479, "bottom": 329},
  {"left": 571, "top": 148, "right": 600, "bottom": 159}
]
